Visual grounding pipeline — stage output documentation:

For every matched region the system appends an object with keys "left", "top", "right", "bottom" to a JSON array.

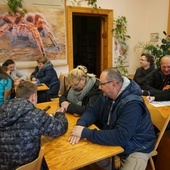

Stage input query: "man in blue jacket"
[{"left": 69, "top": 68, "right": 156, "bottom": 170}]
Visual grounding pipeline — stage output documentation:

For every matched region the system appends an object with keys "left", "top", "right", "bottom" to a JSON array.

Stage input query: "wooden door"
[{"left": 66, "top": 6, "right": 113, "bottom": 73}]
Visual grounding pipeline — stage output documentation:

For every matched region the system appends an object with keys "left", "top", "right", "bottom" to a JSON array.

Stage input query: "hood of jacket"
[
  {"left": 42, "top": 60, "right": 53, "bottom": 69},
  {"left": 0, "top": 98, "right": 35, "bottom": 128},
  {"left": 116, "top": 76, "right": 142, "bottom": 101}
]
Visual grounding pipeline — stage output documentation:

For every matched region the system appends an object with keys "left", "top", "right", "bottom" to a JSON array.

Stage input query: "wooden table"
[
  {"left": 36, "top": 101, "right": 124, "bottom": 170},
  {"left": 37, "top": 83, "right": 49, "bottom": 91},
  {"left": 143, "top": 96, "right": 170, "bottom": 117}
]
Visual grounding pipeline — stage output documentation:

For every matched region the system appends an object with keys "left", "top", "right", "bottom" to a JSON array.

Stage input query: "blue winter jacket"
[
  {"left": 76, "top": 79, "right": 156, "bottom": 157},
  {"left": 30, "top": 60, "right": 60, "bottom": 97}
]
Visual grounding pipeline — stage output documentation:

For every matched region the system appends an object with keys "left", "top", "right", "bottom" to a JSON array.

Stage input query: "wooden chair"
[
  {"left": 16, "top": 147, "right": 44, "bottom": 170},
  {"left": 3, "top": 88, "right": 11, "bottom": 103},
  {"left": 50, "top": 73, "right": 69, "bottom": 101},
  {"left": 58, "top": 73, "right": 69, "bottom": 96},
  {"left": 148, "top": 109, "right": 170, "bottom": 170}
]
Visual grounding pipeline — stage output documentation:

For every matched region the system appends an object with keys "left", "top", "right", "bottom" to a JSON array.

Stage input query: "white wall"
[
  {"left": 1, "top": 0, "right": 169, "bottom": 76},
  {"left": 97, "top": 0, "right": 169, "bottom": 74}
]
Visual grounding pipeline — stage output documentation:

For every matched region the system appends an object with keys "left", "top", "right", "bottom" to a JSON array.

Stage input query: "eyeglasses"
[
  {"left": 72, "top": 79, "right": 81, "bottom": 89},
  {"left": 99, "top": 80, "right": 113, "bottom": 86}
]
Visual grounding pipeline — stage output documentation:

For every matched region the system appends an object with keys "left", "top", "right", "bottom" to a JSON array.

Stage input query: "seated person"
[
  {"left": 0, "top": 81, "right": 68, "bottom": 170},
  {"left": 133, "top": 53, "right": 155, "bottom": 89},
  {"left": 59, "top": 65, "right": 101, "bottom": 116},
  {"left": 143, "top": 55, "right": 170, "bottom": 97},
  {"left": 30, "top": 57, "right": 60, "bottom": 99},
  {"left": 68, "top": 68, "right": 156, "bottom": 170},
  {"left": 0, "top": 66, "right": 13, "bottom": 106},
  {"left": 2, "top": 59, "right": 28, "bottom": 85}
]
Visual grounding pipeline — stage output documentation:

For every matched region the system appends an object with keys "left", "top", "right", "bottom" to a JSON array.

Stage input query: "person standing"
[
  {"left": 30, "top": 57, "right": 60, "bottom": 100},
  {"left": 69, "top": 68, "right": 156, "bottom": 170},
  {"left": 0, "top": 81, "right": 68, "bottom": 170},
  {"left": 133, "top": 53, "right": 155, "bottom": 89}
]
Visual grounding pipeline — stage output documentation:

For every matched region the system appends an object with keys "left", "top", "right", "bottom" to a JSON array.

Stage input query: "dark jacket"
[
  {"left": 59, "top": 80, "right": 101, "bottom": 115},
  {"left": 133, "top": 64, "right": 155, "bottom": 89},
  {"left": 30, "top": 60, "right": 60, "bottom": 98},
  {"left": 76, "top": 79, "right": 156, "bottom": 157},
  {"left": 0, "top": 98, "right": 68, "bottom": 170},
  {"left": 142, "top": 68, "right": 170, "bottom": 98}
]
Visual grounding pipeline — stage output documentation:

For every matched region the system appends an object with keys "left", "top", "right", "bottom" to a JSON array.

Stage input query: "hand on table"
[
  {"left": 68, "top": 125, "right": 84, "bottom": 145},
  {"left": 146, "top": 96, "right": 155, "bottom": 103},
  {"left": 61, "top": 101, "right": 70, "bottom": 111},
  {"left": 163, "top": 85, "right": 170, "bottom": 90}
]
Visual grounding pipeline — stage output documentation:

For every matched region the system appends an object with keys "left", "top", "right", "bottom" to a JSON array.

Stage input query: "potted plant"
[
  {"left": 112, "top": 16, "right": 131, "bottom": 75},
  {"left": 134, "top": 31, "right": 170, "bottom": 68}
]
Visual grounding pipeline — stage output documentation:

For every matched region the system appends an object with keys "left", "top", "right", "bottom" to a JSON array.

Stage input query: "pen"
[{"left": 148, "top": 90, "right": 151, "bottom": 99}]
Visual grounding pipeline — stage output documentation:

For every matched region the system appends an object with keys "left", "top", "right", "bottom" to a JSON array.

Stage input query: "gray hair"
[{"left": 103, "top": 67, "right": 123, "bottom": 83}]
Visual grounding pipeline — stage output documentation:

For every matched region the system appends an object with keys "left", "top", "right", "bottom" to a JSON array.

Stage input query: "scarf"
[{"left": 67, "top": 76, "right": 96, "bottom": 106}]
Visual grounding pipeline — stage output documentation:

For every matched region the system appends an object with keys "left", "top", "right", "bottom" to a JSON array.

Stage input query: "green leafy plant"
[
  {"left": 134, "top": 31, "right": 170, "bottom": 68},
  {"left": 86, "top": 0, "right": 98, "bottom": 9},
  {"left": 6, "top": 0, "right": 26, "bottom": 16},
  {"left": 112, "top": 16, "right": 131, "bottom": 75}
]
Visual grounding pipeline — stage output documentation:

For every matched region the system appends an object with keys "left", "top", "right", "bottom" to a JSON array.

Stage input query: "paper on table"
[{"left": 149, "top": 101, "right": 170, "bottom": 107}]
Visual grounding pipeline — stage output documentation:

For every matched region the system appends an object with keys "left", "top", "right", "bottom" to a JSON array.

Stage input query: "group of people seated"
[
  {"left": 133, "top": 53, "right": 170, "bottom": 103},
  {"left": 1, "top": 54, "right": 170, "bottom": 170},
  {"left": 0, "top": 57, "right": 60, "bottom": 106}
]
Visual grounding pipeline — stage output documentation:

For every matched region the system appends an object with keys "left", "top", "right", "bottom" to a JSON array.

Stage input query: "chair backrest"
[
  {"left": 149, "top": 109, "right": 170, "bottom": 150},
  {"left": 16, "top": 147, "right": 44, "bottom": 170},
  {"left": 58, "top": 73, "right": 69, "bottom": 95},
  {"left": 4, "top": 88, "right": 11, "bottom": 103}
]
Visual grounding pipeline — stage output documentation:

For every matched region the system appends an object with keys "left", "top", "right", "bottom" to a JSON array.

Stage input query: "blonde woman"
[{"left": 59, "top": 65, "right": 101, "bottom": 116}]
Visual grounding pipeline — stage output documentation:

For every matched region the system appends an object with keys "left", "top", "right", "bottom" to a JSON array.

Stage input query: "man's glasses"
[{"left": 99, "top": 80, "right": 113, "bottom": 86}]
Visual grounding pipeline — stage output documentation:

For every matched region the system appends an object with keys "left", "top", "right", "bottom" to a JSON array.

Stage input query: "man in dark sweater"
[
  {"left": 68, "top": 68, "right": 156, "bottom": 170},
  {"left": 143, "top": 55, "right": 170, "bottom": 102}
]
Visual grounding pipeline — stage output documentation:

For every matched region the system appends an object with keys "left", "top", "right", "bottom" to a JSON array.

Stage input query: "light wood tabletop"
[
  {"left": 143, "top": 96, "right": 170, "bottom": 118},
  {"left": 36, "top": 101, "right": 124, "bottom": 170},
  {"left": 37, "top": 83, "right": 49, "bottom": 91}
]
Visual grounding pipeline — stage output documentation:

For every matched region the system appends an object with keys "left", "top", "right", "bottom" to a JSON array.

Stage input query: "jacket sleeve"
[
  {"left": 154, "top": 92, "right": 170, "bottom": 101},
  {"left": 59, "top": 84, "right": 101, "bottom": 116},
  {"left": 37, "top": 68, "right": 57, "bottom": 83},
  {"left": 36, "top": 110, "right": 68, "bottom": 137},
  {"left": 30, "top": 67, "right": 38, "bottom": 80},
  {"left": 77, "top": 101, "right": 145, "bottom": 147},
  {"left": 142, "top": 71, "right": 165, "bottom": 95},
  {"left": 14, "top": 70, "right": 28, "bottom": 80}
]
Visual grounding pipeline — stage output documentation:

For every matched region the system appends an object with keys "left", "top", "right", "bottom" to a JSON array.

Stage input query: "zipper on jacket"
[{"left": 107, "top": 101, "right": 114, "bottom": 125}]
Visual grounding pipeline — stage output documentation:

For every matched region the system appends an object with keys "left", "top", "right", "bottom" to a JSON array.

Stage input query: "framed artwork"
[
  {"left": 0, "top": 0, "right": 67, "bottom": 68},
  {"left": 114, "top": 39, "right": 129, "bottom": 67},
  {"left": 150, "top": 33, "right": 159, "bottom": 42}
]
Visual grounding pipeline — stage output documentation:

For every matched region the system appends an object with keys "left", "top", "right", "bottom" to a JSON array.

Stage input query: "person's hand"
[
  {"left": 163, "top": 85, "right": 170, "bottom": 90},
  {"left": 68, "top": 135, "right": 81, "bottom": 145},
  {"left": 146, "top": 96, "right": 155, "bottom": 103},
  {"left": 14, "top": 78, "right": 22, "bottom": 85},
  {"left": 56, "top": 107, "right": 65, "bottom": 112},
  {"left": 32, "top": 77, "right": 37, "bottom": 81},
  {"left": 61, "top": 101, "right": 70, "bottom": 111},
  {"left": 71, "top": 125, "right": 84, "bottom": 137}
]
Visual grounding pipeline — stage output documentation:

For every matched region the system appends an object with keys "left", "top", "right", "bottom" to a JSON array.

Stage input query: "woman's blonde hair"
[{"left": 67, "top": 65, "right": 95, "bottom": 85}]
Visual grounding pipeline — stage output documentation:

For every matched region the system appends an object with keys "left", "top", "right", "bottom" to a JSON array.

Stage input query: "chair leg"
[{"left": 149, "top": 157, "right": 155, "bottom": 170}]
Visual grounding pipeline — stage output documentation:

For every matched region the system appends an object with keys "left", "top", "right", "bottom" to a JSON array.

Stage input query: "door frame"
[{"left": 66, "top": 6, "right": 113, "bottom": 72}]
